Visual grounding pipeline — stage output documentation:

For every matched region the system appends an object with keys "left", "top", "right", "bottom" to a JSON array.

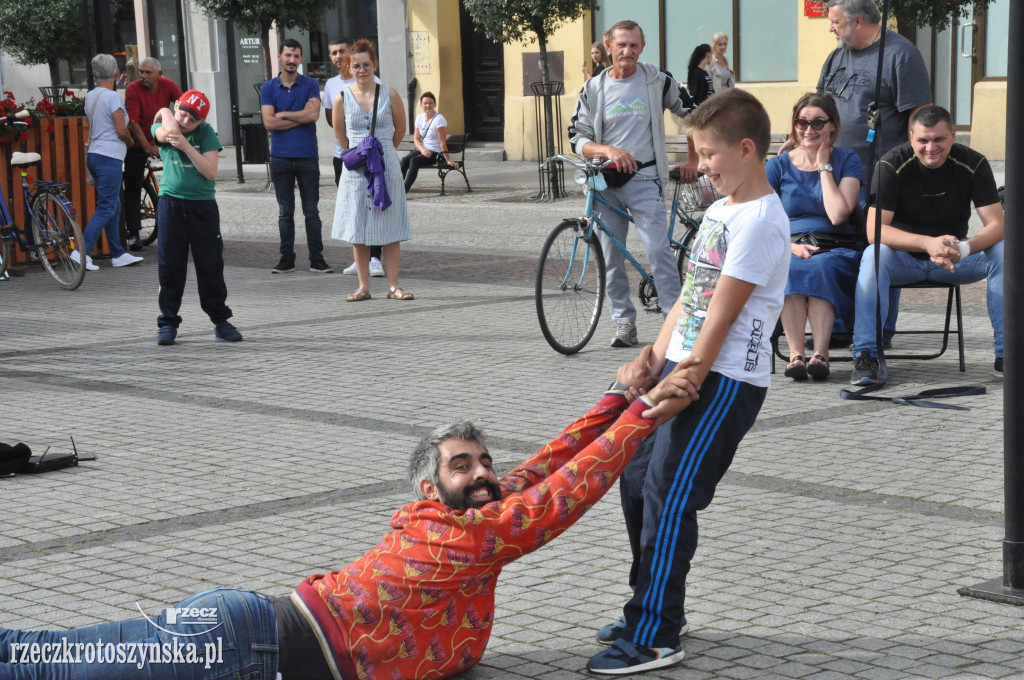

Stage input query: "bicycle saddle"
[{"left": 10, "top": 152, "right": 41, "bottom": 167}]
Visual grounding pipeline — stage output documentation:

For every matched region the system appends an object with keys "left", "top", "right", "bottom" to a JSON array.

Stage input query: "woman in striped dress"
[{"left": 332, "top": 39, "right": 413, "bottom": 301}]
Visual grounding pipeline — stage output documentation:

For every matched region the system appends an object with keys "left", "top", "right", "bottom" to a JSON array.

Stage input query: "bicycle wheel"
[
  {"left": 31, "top": 190, "right": 85, "bottom": 290},
  {"left": 536, "top": 219, "right": 605, "bottom": 355},
  {"left": 0, "top": 233, "right": 10, "bottom": 280},
  {"left": 138, "top": 180, "right": 159, "bottom": 246},
  {"left": 675, "top": 222, "right": 698, "bottom": 283}
]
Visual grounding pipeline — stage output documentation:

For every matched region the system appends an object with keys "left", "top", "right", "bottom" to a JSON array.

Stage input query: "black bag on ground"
[{"left": 0, "top": 442, "right": 32, "bottom": 477}]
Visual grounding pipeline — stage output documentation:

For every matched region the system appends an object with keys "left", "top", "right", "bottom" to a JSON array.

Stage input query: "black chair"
[
  {"left": 771, "top": 281, "right": 965, "bottom": 372},
  {"left": 436, "top": 133, "right": 471, "bottom": 196}
]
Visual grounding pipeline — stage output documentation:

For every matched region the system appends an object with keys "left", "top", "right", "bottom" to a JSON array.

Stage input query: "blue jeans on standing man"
[
  {"left": 852, "top": 241, "right": 1004, "bottom": 358},
  {"left": 0, "top": 587, "right": 277, "bottom": 679},
  {"left": 270, "top": 156, "right": 322, "bottom": 262},
  {"left": 84, "top": 153, "right": 128, "bottom": 258}
]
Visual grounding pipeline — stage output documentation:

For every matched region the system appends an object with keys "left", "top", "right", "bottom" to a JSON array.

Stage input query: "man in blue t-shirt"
[{"left": 260, "top": 38, "right": 332, "bottom": 274}]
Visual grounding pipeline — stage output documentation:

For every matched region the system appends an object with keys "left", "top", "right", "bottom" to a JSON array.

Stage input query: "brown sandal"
[
  {"left": 387, "top": 287, "right": 414, "bottom": 300},
  {"left": 346, "top": 288, "right": 371, "bottom": 302}
]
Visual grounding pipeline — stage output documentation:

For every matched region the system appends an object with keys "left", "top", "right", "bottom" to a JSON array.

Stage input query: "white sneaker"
[
  {"left": 111, "top": 252, "right": 144, "bottom": 267},
  {"left": 369, "top": 257, "right": 385, "bottom": 277},
  {"left": 70, "top": 250, "right": 99, "bottom": 271},
  {"left": 342, "top": 262, "right": 357, "bottom": 275}
]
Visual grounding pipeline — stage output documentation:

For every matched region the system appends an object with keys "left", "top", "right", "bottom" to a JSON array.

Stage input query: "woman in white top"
[
  {"left": 79, "top": 53, "right": 143, "bottom": 271},
  {"left": 708, "top": 32, "right": 735, "bottom": 92},
  {"left": 400, "top": 92, "right": 459, "bottom": 192}
]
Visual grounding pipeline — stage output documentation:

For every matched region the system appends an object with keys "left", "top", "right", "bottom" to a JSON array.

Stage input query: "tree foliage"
[
  {"left": 192, "top": 0, "right": 337, "bottom": 78},
  {"left": 883, "top": 0, "right": 993, "bottom": 33},
  {"left": 463, "top": 0, "right": 596, "bottom": 48},
  {"left": 0, "top": 0, "right": 95, "bottom": 85}
]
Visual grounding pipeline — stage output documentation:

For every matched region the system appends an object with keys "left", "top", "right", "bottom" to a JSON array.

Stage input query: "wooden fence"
[{"left": 1, "top": 116, "right": 114, "bottom": 265}]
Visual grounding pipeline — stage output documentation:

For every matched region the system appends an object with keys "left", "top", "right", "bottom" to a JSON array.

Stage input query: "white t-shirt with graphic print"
[
  {"left": 600, "top": 69, "right": 657, "bottom": 179},
  {"left": 666, "top": 192, "right": 790, "bottom": 388}
]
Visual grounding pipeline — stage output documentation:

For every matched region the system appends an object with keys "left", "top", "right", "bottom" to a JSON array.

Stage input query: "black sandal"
[
  {"left": 807, "top": 354, "right": 831, "bottom": 380},
  {"left": 785, "top": 355, "right": 808, "bottom": 380}
]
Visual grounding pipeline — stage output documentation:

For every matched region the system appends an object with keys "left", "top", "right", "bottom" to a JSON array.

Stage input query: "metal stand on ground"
[
  {"left": 530, "top": 81, "right": 566, "bottom": 201},
  {"left": 38, "top": 87, "right": 67, "bottom": 106}
]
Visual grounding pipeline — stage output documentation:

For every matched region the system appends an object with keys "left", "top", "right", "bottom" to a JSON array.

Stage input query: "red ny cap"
[{"left": 177, "top": 90, "right": 210, "bottom": 120}]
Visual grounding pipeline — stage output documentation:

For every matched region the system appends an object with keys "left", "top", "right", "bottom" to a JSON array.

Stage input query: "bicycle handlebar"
[
  {"left": 544, "top": 154, "right": 614, "bottom": 173},
  {"left": 1, "top": 110, "right": 30, "bottom": 126}
]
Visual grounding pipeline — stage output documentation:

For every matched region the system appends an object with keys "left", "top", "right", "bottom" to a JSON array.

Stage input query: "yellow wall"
[
  {"left": 409, "top": 0, "right": 465, "bottom": 133},
  {"left": 425, "top": 1, "right": 1007, "bottom": 159},
  {"left": 971, "top": 81, "right": 1007, "bottom": 160},
  {"left": 740, "top": 2, "right": 835, "bottom": 137},
  {"left": 504, "top": 13, "right": 592, "bottom": 161}
]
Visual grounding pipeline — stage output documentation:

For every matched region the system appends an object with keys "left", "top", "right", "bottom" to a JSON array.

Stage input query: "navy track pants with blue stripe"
[{"left": 618, "top": 365, "right": 766, "bottom": 649}]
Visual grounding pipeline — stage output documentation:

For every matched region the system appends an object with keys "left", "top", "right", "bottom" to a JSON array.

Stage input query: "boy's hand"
[
  {"left": 641, "top": 357, "right": 701, "bottom": 426},
  {"left": 166, "top": 131, "right": 192, "bottom": 151},
  {"left": 616, "top": 345, "right": 658, "bottom": 392}
]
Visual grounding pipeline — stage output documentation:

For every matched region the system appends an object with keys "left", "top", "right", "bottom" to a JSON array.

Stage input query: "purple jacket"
[{"left": 342, "top": 136, "right": 391, "bottom": 210}]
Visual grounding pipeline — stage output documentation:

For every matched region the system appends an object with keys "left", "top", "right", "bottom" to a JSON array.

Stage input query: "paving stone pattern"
[{"left": 0, "top": 160, "right": 1016, "bottom": 679}]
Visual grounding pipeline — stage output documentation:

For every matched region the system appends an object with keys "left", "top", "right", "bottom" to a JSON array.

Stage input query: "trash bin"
[{"left": 240, "top": 123, "right": 269, "bottom": 164}]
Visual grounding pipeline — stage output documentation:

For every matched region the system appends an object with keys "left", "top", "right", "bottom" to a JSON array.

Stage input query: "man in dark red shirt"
[{"left": 123, "top": 57, "right": 182, "bottom": 248}]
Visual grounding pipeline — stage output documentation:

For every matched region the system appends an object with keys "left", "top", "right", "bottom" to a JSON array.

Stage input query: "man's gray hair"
[
  {"left": 140, "top": 57, "right": 162, "bottom": 72},
  {"left": 92, "top": 53, "right": 118, "bottom": 81},
  {"left": 408, "top": 421, "right": 488, "bottom": 500},
  {"left": 826, "top": 0, "right": 882, "bottom": 25}
]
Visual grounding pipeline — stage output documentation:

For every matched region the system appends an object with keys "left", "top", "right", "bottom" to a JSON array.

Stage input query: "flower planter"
[{"left": 1, "top": 116, "right": 113, "bottom": 266}]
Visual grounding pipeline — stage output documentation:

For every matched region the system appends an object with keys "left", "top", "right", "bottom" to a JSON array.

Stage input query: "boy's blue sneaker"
[
  {"left": 586, "top": 638, "right": 685, "bottom": 675},
  {"left": 157, "top": 326, "right": 177, "bottom": 346},
  {"left": 214, "top": 321, "right": 243, "bottom": 342},
  {"left": 595, "top": 615, "right": 688, "bottom": 645}
]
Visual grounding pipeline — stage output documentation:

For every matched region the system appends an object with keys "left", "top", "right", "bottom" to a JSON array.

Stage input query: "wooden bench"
[{"left": 396, "top": 133, "right": 472, "bottom": 196}]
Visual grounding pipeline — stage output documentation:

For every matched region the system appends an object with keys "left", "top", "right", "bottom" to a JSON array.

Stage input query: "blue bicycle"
[
  {"left": 0, "top": 110, "right": 85, "bottom": 290},
  {"left": 535, "top": 154, "right": 720, "bottom": 354}
]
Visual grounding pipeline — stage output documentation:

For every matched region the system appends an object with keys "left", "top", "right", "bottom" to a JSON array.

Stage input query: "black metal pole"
[
  {"left": 225, "top": 20, "right": 244, "bottom": 183},
  {"left": 958, "top": 0, "right": 1024, "bottom": 606},
  {"left": 1000, "top": 0, "right": 1024, "bottom": 593},
  {"left": 81, "top": 0, "right": 94, "bottom": 90}
]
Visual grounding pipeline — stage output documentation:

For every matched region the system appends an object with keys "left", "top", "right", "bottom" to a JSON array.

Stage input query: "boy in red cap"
[{"left": 151, "top": 90, "right": 243, "bottom": 345}]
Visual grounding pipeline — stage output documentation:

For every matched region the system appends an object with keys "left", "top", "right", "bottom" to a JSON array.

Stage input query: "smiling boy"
[
  {"left": 151, "top": 91, "right": 242, "bottom": 345},
  {"left": 588, "top": 88, "right": 791, "bottom": 675}
]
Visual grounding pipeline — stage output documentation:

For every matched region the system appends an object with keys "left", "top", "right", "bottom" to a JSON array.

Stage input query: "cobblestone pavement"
[{"left": 0, "top": 159, "right": 1017, "bottom": 679}]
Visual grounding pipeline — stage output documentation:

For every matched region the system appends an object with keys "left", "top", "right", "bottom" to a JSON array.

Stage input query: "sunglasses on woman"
[{"left": 795, "top": 118, "right": 831, "bottom": 131}]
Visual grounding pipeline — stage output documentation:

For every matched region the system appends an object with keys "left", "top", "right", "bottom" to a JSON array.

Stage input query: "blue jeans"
[
  {"left": 0, "top": 588, "right": 277, "bottom": 679},
  {"left": 84, "top": 153, "right": 127, "bottom": 258},
  {"left": 270, "top": 156, "right": 322, "bottom": 261},
  {"left": 852, "top": 241, "right": 1004, "bottom": 358}
]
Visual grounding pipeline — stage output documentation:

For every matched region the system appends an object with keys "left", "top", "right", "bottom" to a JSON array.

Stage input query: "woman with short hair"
[{"left": 78, "top": 53, "right": 143, "bottom": 271}]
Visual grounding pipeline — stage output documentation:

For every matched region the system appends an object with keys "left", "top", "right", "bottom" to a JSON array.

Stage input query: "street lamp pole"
[{"left": 958, "top": 0, "right": 1024, "bottom": 606}]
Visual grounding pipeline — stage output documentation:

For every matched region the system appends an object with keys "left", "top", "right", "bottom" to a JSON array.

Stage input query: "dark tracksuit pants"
[
  {"left": 619, "top": 365, "right": 766, "bottom": 649},
  {"left": 157, "top": 197, "right": 232, "bottom": 329}
]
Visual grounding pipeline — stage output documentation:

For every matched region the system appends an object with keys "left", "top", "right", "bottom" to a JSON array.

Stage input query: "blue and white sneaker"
[
  {"left": 214, "top": 321, "right": 243, "bottom": 342},
  {"left": 586, "top": 638, "right": 685, "bottom": 675},
  {"left": 157, "top": 326, "right": 177, "bottom": 346},
  {"left": 596, "top": 615, "right": 688, "bottom": 645}
]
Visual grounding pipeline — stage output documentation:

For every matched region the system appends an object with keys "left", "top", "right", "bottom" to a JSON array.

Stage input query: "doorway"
[{"left": 459, "top": 3, "right": 504, "bottom": 142}]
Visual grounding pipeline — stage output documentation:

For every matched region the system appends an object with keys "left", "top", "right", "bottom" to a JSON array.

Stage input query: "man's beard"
[{"left": 438, "top": 479, "right": 502, "bottom": 511}]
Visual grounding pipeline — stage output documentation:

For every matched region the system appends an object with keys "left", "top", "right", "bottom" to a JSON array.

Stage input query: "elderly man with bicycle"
[
  {"left": 569, "top": 19, "right": 697, "bottom": 348},
  {"left": 124, "top": 57, "right": 182, "bottom": 249}
]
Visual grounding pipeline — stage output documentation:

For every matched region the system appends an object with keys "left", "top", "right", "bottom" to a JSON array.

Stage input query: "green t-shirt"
[{"left": 152, "top": 121, "right": 222, "bottom": 200}]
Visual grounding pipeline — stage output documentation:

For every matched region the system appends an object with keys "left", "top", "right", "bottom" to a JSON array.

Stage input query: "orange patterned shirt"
[{"left": 293, "top": 395, "right": 654, "bottom": 680}]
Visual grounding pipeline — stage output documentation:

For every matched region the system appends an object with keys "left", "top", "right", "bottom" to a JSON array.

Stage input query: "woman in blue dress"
[
  {"left": 766, "top": 93, "right": 862, "bottom": 380},
  {"left": 332, "top": 40, "right": 413, "bottom": 301}
]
